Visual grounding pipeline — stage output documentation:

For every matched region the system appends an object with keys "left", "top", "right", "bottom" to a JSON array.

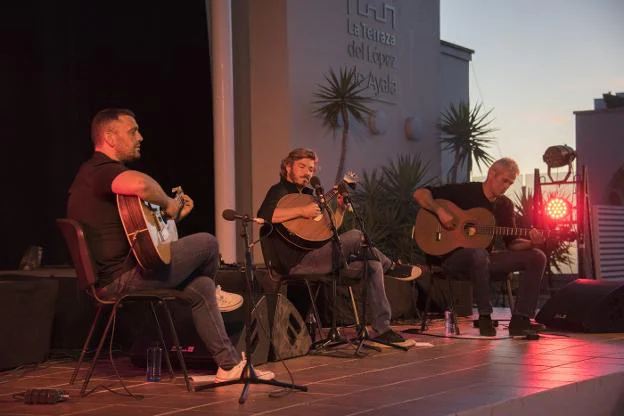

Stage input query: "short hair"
[
  {"left": 280, "top": 148, "right": 317, "bottom": 179},
  {"left": 90, "top": 108, "right": 136, "bottom": 146},
  {"left": 490, "top": 157, "right": 520, "bottom": 177}
]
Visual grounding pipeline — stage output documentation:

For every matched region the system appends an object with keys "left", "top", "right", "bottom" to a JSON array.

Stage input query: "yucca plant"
[
  {"left": 438, "top": 101, "right": 497, "bottom": 183},
  {"left": 345, "top": 154, "right": 432, "bottom": 263},
  {"left": 313, "top": 67, "right": 375, "bottom": 184}
]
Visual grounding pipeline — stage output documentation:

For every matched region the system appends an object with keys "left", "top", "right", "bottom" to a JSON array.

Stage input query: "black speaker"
[
  {"left": 130, "top": 295, "right": 271, "bottom": 369},
  {"left": 0, "top": 277, "right": 59, "bottom": 370},
  {"left": 271, "top": 294, "right": 311, "bottom": 361},
  {"left": 536, "top": 279, "right": 624, "bottom": 332}
]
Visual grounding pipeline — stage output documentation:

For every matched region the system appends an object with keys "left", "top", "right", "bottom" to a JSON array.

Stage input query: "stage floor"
[{"left": 1, "top": 311, "right": 623, "bottom": 416}]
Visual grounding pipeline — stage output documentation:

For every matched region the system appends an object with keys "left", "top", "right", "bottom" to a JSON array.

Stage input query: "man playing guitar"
[
  {"left": 413, "top": 157, "right": 547, "bottom": 337},
  {"left": 257, "top": 148, "right": 423, "bottom": 348},
  {"left": 67, "top": 108, "right": 273, "bottom": 382}
]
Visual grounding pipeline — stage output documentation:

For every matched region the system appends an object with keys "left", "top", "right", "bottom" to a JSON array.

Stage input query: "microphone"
[
  {"left": 222, "top": 209, "right": 265, "bottom": 224},
  {"left": 309, "top": 176, "right": 324, "bottom": 196}
]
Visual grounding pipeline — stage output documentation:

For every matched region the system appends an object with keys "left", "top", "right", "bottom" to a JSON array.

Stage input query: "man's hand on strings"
[
  {"left": 529, "top": 228, "right": 546, "bottom": 246},
  {"left": 300, "top": 202, "right": 321, "bottom": 219},
  {"left": 436, "top": 206, "right": 456, "bottom": 230}
]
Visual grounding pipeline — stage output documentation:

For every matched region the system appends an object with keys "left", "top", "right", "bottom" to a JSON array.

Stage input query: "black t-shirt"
[
  {"left": 67, "top": 152, "right": 136, "bottom": 286},
  {"left": 425, "top": 181, "right": 516, "bottom": 255},
  {"left": 257, "top": 178, "right": 312, "bottom": 274}
]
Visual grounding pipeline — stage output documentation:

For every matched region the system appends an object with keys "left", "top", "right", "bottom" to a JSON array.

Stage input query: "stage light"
[
  {"left": 545, "top": 197, "right": 571, "bottom": 222},
  {"left": 542, "top": 145, "right": 576, "bottom": 182}
]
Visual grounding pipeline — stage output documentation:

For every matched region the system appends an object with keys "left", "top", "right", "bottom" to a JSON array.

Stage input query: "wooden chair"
[{"left": 56, "top": 218, "right": 193, "bottom": 395}]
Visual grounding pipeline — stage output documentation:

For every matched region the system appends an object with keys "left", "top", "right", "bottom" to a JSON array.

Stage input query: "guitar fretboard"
[
  {"left": 315, "top": 173, "right": 356, "bottom": 205},
  {"left": 322, "top": 187, "right": 340, "bottom": 203},
  {"left": 474, "top": 225, "right": 533, "bottom": 237}
]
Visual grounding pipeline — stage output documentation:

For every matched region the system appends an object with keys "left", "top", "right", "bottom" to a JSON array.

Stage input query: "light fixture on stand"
[{"left": 542, "top": 145, "right": 577, "bottom": 183}]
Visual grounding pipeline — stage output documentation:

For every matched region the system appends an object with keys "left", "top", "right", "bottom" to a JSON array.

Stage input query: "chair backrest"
[{"left": 56, "top": 218, "right": 99, "bottom": 292}]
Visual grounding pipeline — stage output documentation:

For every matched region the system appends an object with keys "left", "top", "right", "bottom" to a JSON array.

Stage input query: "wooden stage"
[{"left": 1, "top": 310, "right": 623, "bottom": 416}]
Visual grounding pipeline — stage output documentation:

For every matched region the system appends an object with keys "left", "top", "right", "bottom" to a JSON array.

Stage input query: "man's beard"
[{"left": 288, "top": 172, "right": 307, "bottom": 187}]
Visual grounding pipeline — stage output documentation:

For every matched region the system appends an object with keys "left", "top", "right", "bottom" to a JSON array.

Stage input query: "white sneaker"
[
  {"left": 215, "top": 353, "right": 275, "bottom": 382},
  {"left": 215, "top": 285, "right": 243, "bottom": 312}
]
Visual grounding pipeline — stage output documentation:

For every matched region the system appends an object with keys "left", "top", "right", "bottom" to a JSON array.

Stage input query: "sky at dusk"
[{"left": 440, "top": 0, "right": 624, "bottom": 176}]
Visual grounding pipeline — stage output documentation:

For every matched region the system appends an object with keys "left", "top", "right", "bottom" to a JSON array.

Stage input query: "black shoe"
[
  {"left": 478, "top": 315, "right": 497, "bottom": 337},
  {"left": 386, "top": 262, "right": 426, "bottom": 282},
  {"left": 371, "top": 329, "right": 416, "bottom": 348},
  {"left": 509, "top": 315, "right": 545, "bottom": 336}
]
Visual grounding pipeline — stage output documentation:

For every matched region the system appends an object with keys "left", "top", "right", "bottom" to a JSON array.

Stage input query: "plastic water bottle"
[
  {"left": 146, "top": 343, "right": 162, "bottom": 382},
  {"left": 444, "top": 310, "right": 456, "bottom": 336}
]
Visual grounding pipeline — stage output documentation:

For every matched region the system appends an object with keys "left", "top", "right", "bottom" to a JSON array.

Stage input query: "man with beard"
[{"left": 257, "top": 148, "right": 423, "bottom": 348}]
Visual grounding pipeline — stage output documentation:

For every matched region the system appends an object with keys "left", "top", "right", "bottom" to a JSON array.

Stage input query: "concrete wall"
[
  {"left": 575, "top": 107, "right": 624, "bottom": 206},
  {"left": 439, "top": 40, "right": 472, "bottom": 183}
]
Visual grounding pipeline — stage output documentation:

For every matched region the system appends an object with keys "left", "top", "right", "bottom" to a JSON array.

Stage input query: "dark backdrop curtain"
[{"left": 0, "top": 0, "right": 214, "bottom": 269}]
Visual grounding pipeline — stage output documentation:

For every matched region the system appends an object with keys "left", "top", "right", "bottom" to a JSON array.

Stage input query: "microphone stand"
[
  {"left": 195, "top": 218, "right": 307, "bottom": 403},
  {"left": 343, "top": 191, "right": 409, "bottom": 353},
  {"left": 309, "top": 188, "right": 352, "bottom": 354}
]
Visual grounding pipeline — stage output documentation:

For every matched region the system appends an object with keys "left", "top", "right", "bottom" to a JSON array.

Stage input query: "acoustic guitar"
[
  {"left": 276, "top": 172, "right": 357, "bottom": 250},
  {"left": 117, "top": 186, "right": 185, "bottom": 269},
  {"left": 413, "top": 199, "right": 570, "bottom": 256}
]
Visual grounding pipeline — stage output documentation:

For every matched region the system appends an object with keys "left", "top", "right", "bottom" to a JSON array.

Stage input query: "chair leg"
[
  {"left": 149, "top": 302, "right": 175, "bottom": 381},
  {"left": 80, "top": 304, "right": 117, "bottom": 396},
  {"left": 304, "top": 280, "right": 324, "bottom": 339},
  {"left": 411, "top": 280, "right": 423, "bottom": 323},
  {"left": 70, "top": 305, "right": 104, "bottom": 385},
  {"left": 347, "top": 286, "right": 361, "bottom": 327},
  {"left": 506, "top": 276, "right": 515, "bottom": 314},
  {"left": 420, "top": 276, "right": 435, "bottom": 332},
  {"left": 444, "top": 277, "right": 460, "bottom": 335},
  {"left": 160, "top": 301, "right": 192, "bottom": 392}
]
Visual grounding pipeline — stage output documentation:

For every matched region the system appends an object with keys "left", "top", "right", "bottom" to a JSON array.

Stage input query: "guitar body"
[
  {"left": 117, "top": 195, "right": 179, "bottom": 270},
  {"left": 414, "top": 199, "right": 495, "bottom": 256},
  {"left": 276, "top": 193, "right": 334, "bottom": 250}
]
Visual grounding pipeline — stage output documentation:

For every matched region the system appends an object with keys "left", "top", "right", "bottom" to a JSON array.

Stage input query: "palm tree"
[
  {"left": 438, "top": 101, "right": 497, "bottom": 183},
  {"left": 313, "top": 67, "right": 375, "bottom": 184},
  {"left": 346, "top": 154, "right": 432, "bottom": 263}
]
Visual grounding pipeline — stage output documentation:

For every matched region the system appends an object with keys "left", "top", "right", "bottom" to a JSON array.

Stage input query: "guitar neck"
[
  {"left": 476, "top": 225, "right": 534, "bottom": 238},
  {"left": 322, "top": 187, "right": 340, "bottom": 203},
  {"left": 170, "top": 187, "right": 185, "bottom": 219}
]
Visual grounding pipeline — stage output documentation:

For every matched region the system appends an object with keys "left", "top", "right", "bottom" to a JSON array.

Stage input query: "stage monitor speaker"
[
  {"left": 0, "top": 277, "right": 59, "bottom": 370},
  {"left": 271, "top": 294, "right": 311, "bottom": 361},
  {"left": 536, "top": 278, "right": 624, "bottom": 332},
  {"left": 130, "top": 295, "right": 271, "bottom": 369}
]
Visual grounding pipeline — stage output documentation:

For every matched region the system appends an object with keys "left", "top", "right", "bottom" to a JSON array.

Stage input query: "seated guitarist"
[
  {"left": 67, "top": 108, "right": 274, "bottom": 382},
  {"left": 257, "top": 148, "right": 423, "bottom": 348},
  {"left": 413, "top": 157, "right": 547, "bottom": 337}
]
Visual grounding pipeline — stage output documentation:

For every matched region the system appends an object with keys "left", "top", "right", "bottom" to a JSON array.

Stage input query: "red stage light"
[{"left": 545, "top": 197, "right": 571, "bottom": 221}]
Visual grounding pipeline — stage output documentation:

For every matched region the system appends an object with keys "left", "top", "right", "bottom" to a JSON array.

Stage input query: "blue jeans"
[
  {"left": 289, "top": 229, "right": 394, "bottom": 334},
  {"left": 100, "top": 232, "right": 240, "bottom": 369},
  {"left": 441, "top": 248, "right": 547, "bottom": 318}
]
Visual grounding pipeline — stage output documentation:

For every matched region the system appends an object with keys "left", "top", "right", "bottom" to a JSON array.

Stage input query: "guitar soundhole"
[{"left": 464, "top": 222, "right": 477, "bottom": 237}]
